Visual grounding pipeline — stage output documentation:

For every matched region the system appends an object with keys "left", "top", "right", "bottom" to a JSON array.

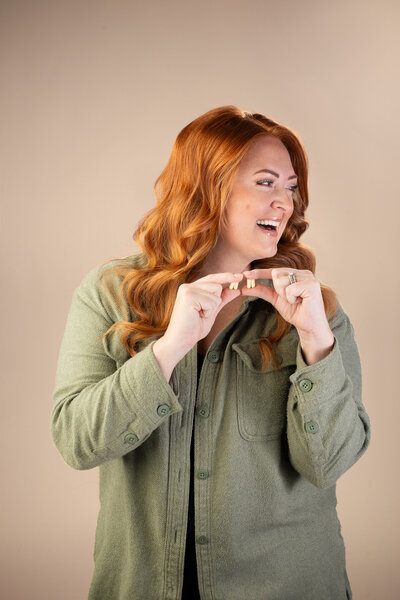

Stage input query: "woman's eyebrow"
[{"left": 254, "top": 168, "right": 297, "bottom": 180}]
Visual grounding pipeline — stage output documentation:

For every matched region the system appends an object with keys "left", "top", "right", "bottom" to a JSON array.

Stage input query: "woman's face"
[{"left": 217, "top": 135, "right": 297, "bottom": 269}]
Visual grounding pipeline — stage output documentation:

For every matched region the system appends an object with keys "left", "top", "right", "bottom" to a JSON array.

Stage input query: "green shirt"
[{"left": 51, "top": 253, "right": 371, "bottom": 600}]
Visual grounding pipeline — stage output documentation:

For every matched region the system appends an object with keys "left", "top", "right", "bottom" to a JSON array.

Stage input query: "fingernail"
[{"left": 234, "top": 273, "right": 242, "bottom": 277}]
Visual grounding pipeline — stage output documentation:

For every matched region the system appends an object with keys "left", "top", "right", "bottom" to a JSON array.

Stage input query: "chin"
[{"left": 257, "top": 247, "right": 278, "bottom": 260}]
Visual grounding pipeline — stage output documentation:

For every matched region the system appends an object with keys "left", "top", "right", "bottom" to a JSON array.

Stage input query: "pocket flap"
[{"left": 232, "top": 332, "right": 298, "bottom": 373}]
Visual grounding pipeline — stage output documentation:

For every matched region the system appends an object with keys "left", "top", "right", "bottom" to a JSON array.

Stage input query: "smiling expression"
[{"left": 216, "top": 135, "right": 297, "bottom": 268}]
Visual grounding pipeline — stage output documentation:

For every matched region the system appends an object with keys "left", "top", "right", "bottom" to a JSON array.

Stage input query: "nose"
[{"left": 270, "top": 183, "right": 294, "bottom": 210}]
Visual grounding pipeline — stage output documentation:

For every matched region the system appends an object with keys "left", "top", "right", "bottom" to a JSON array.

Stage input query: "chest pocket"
[{"left": 232, "top": 336, "right": 298, "bottom": 441}]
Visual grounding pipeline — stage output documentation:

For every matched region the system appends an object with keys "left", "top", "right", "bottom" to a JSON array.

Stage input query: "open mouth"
[
  {"left": 256, "top": 219, "right": 280, "bottom": 233},
  {"left": 257, "top": 223, "right": 277, "bottom": 231}
]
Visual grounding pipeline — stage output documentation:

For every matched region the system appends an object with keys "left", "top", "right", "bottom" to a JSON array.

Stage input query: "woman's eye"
[
  {"left": 257, "top": 180, "right": 298, "bottom": 193},
  {"left": 256, "top": 179, "right": 274, "bottom": 187}
]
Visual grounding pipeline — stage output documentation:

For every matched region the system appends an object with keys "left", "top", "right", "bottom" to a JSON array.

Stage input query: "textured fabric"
[
  {"left": 181, "top": 352, "right": 204, "bottom": 599},
  {"left": 51, "top": 252, "right": 371, "bottom": 600}
]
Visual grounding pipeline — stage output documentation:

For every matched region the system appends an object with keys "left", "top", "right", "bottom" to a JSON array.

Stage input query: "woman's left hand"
[{"left": 241, "top": 267, "right": 332, "bottom": 339}]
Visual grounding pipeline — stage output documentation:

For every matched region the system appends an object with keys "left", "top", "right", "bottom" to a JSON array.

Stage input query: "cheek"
[{"left": 287, "top": 201, "right": 295, "bottom": 218}]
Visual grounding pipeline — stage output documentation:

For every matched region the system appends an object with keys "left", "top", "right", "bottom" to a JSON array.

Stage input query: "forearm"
[
  {"left": 287, "top": 311, "right": 371, "bottom": 488},
  {"left": 52, "top": 342, "right": 184, "bottom": 470},
  {"left": 52, "top": 263, "right": 190, "bottom": 471}
]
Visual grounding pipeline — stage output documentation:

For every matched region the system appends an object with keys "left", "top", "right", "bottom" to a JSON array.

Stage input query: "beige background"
[{"left": 0, "top": 0, "right": 398, "bottom": 598}]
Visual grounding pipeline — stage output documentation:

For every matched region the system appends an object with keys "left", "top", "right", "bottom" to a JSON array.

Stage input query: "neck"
[{"left": 198, "top": 248, "right": 252, "bottom": 279}]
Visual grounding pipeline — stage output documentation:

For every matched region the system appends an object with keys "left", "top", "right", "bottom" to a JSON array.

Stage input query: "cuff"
[
  {"left": 289, "top": 335, "right": 346, "bottom": 412},
  {"left": 120, "top": 340, "right": 183, "bottom": 434}
]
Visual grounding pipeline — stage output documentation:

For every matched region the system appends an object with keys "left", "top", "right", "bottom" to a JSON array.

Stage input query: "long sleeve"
[
  {"left": 286, "top": 302, "right": 371, "bottom": 489},
  {"left": 50, "top": 263, "right": 183, "bottom": 471}
]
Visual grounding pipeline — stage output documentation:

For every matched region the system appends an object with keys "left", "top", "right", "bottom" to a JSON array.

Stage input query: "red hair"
[{"left": 96, "top": 105, "right": 337, "bottom": 370}]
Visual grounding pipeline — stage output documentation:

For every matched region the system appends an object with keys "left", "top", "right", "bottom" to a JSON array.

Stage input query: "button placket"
[
  {"left": 196, "top": 535, "right": 209, "bottom": 545},
  {"left": 299, "top": 378, "right": 313, "bottom": 392},
  {"left": 194, "top": 347, "right": 220, "bottom": 567},
  {"left": 157, "top": 403, "right": 171, "bottom": 417},
  {"left": 304, "top": 420, "right": 319, "bottom": 434},
  {"left": 124, "top": 433, "right": 138, "bottom": 445},
  {"left": 197, "top": 406, "right": 209, "bottom": 418},
  {"left": 207, "top": 349, "right": 220, "bottom": 363}
]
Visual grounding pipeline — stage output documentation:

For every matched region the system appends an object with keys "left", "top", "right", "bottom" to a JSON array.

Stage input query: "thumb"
[
  {"left": 217, "top": 288, "right": 242, "bottom": 312},
  {"left": 242, "top": 283, "right": 279, "bottom": 307}
]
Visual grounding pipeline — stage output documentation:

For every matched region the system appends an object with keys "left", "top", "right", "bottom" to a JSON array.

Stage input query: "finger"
[
  {"left": 241, "top": 283, "right": 279, "bottom": 307},
  {"left": 285, "top": 279, "right": 318, "bottom": 304},
  {"left": 192, "top": 281, "right": 224, "bottom": 295},
  {"left": 243, "top": 269, "right": 284, "bottom": 299},
  {"left": 242, "top": 268, "right": 273, "bottom": 280},
  {"left": 196, "top": 272, "right": 244, "bottom": 285},
  {"left": 285, "top": 283, "right": 301, "bottom": 304},
  {"left": 243, "top": 268, "right": 315, "bottom": 282},
  {"left": 190, "top": 290, "right": 224, "bottom": 313},
  {"left": 218, "top": 287, "right": 242, "bottom": 310}
]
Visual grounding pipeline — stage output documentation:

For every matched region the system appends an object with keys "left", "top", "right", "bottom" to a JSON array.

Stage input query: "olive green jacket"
[{"left": 51, "top": 253, "right": 371, "bottom": 600}]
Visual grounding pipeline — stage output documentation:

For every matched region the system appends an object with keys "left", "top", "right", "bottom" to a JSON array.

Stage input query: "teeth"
[
  {"left": 256, "top": 219, "right": 280, "bottom": 227},
  {"left": 246, "top": 278, "right": 255, "bottom": 288}
]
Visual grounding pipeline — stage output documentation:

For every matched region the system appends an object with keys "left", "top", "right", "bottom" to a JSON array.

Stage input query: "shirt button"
[
  {"left": 197, "top": 406, "right": 210, "bottom": 418},
  {"left": 299, "top": 378, "right": 313, "bottom": 392},
  {"left": 157, "top": 404, "right": 171, "bottom": 417},
  {"left": 304, "top": 420, "right": 319, "bottom": 434},
  {"left": 207, "top": 350, "right": 220, "bottom": 363},
  {"left": 124, "top": 433, "right": 139, "bottom": 445},
  {"left": 196, "top": 535, "right": 209, "bottom": 544},
  {"left": 197, "top": 469, "right": 209, "bottom": 479}
]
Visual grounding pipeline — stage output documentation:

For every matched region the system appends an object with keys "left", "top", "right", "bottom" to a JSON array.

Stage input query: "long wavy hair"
[{"left": 96, "top": 105, "right": 338, "bottom": 370}]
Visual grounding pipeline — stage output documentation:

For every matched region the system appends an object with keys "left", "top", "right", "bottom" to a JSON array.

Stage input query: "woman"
[{"left": 51, "top": 105, "right": 371, "bottom": 600}]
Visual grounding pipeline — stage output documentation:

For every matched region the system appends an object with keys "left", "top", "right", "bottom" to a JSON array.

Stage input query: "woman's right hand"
[{"left": 162, "top": 272, "right": 244, "bottom": 352}]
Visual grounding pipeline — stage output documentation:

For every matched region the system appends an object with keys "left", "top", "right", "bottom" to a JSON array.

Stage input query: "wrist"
[
  {"left": 155, "top": 333, "right": 193, "bottom": 359},
  {"left": 152, "top": 336, "right": 192, "bottom": 382},
  {"left": 152, "top": 337, "right": 177, "bottom": 383},
  {"left": 298, "top": 330, "right": 335, "bottom": 366}
]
